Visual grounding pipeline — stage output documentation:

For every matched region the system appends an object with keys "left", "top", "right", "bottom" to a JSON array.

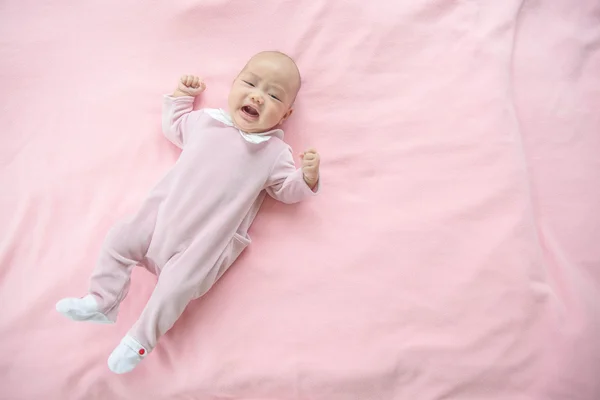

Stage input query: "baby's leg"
[
  {"left": 56, "top": 199, "right": 160, "bottom": 323},
  {"left": 107, "top": 239, "right": 231, "bottom": 373},
  {"left": 131, "top": 254, "right": 221, "bottom": 349}
]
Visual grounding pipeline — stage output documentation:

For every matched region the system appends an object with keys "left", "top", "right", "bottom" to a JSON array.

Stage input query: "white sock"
[
  {"left": 55, "top": 295, "right": 113, "bottom": 324},
  {"left": 108, "top": 335, "right": 148, "bottom": 374}
]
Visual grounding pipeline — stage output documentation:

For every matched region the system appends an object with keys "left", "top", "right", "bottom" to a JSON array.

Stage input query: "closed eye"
[
  {"left": 242, "top": 80, "right": 255, "bottom": 87},
  {"left": 269, "top": 94, "right": 281, "bottom": 101}
]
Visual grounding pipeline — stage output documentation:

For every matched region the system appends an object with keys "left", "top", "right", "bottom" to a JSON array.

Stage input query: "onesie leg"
[
  {"left": 127, "top": 253, "right": 221, "bottom": 350},
  {"left": 106, "top": 233, "right": 247, "bottom": 373},
  {"left": 105, "top": 255, "right": 214, "bottom": 373},
  {"left": 88, "top": 200, "right": 161, "bottom": 320},
  {"left": 56, "top": 198, "right": 160, "bottom": 323}
]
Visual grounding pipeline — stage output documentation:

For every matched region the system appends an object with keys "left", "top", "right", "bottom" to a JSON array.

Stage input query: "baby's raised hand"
[
  {"left": 173, "top": 75, "right": 206, "bottom": 97},
  {"left": 300, "top": 148, "right": 320, "bottom": 189}
]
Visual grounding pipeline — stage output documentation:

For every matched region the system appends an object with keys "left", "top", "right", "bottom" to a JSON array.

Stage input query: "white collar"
[{"left": 203, "top": 108, "right": 284, "bottom": 144}]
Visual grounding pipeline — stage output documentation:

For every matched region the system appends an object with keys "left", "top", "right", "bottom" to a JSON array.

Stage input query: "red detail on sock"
[{"left": 139, "top": 349, "right": 145, "bottom": 355}]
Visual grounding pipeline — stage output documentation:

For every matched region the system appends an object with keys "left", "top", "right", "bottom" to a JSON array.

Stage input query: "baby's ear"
[{"left": 279, "top": 108, "right": 294, "bottom": 125}]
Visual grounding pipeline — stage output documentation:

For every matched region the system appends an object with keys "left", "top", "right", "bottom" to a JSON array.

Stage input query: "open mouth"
[{"left": 241, "top": 105, "right": 260, "bottom": 119}]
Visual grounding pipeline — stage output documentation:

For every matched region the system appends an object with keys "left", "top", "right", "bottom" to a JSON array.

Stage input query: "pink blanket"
[{"left": 1, "top": 0, "right": 599, "bottom": 399}]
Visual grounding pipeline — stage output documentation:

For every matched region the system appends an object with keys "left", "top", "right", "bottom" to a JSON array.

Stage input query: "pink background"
[{"left": 0, "top": 0, "right": 598, "bottom": 399}]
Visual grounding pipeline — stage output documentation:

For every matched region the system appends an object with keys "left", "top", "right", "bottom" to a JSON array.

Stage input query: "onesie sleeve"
[
  {"left": 265, "top": 148, "right": 320, "bottom": 204},
  {"left": 161, "top": 95, "right": 204, "bottom": 148}
]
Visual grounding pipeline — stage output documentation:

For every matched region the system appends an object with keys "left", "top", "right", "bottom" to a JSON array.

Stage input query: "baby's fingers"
[{"left": 180, "top": 75, "right": 193, "bottom": 86}]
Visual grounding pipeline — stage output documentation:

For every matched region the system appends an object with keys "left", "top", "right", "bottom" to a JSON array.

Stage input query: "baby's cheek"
[{"left": 264, "top": 110, "right": 279, "bottom": 123}]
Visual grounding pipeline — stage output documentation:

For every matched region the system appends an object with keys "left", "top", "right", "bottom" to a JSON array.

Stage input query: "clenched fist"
[
  {"left": 173, "top": 75, "right": 206, "bottom": 97},
  {"left": 300, "top": 148, "right": 320, "bottom": 189}
]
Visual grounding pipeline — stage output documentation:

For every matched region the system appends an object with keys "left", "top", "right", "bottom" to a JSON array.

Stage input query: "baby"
[{"left": 56, "top": 51, "right": 320, "bottom": 374}]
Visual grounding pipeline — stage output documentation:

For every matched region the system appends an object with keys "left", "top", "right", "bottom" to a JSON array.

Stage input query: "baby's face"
[{"left": 228, "top": 52, "right": 300, "bottom": 133}]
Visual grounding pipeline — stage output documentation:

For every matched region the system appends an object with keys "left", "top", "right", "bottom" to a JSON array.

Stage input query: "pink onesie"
[{"left": 88, "top": 95, "right": 317, "bottom": 351}]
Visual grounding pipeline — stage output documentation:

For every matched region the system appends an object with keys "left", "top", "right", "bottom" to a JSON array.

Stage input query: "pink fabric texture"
[{"left": 0, "top": 0, "right": 598, "bottom": 399}]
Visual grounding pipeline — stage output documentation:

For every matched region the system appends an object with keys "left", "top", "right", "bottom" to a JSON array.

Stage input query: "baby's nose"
[{"left": 250, "top": 93, "right": 264, "bottom": 105}]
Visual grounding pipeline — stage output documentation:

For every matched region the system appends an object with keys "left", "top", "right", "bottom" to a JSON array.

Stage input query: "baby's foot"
[
  {"left": 108, "top": 335, "right": 149, "bottom": 374},
  {"left": 55, "top": 295, "right": 113, "bottom": 324}
]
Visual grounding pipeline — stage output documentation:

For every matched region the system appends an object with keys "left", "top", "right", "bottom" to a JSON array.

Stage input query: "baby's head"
[{"left": 228, "top": 51, "right": 301, "bottom": 133}]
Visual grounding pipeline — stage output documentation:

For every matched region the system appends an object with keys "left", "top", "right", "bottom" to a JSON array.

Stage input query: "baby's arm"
[
  {"left": 162, "top": 75, "right": 206, "bottom": 148},
  {"left": 265, "top": 148, "right": 320, "bottom": 204}
]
